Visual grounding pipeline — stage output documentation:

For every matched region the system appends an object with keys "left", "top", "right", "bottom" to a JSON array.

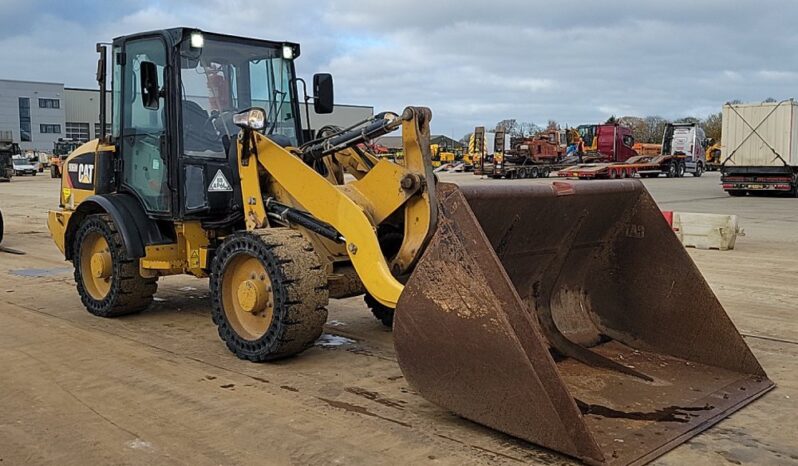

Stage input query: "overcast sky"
[{"left": 1, "top": 0, "right": 796, "bottom": 138}]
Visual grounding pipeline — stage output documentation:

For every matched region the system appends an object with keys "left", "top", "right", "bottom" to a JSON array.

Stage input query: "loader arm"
[{"left": 236, "top": 107, "right": 437, "bottom": 307}]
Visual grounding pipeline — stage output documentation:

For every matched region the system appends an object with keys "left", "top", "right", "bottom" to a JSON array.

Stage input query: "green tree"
[{"left": 702, "top": 112, "right": 723, "bottom": 142}]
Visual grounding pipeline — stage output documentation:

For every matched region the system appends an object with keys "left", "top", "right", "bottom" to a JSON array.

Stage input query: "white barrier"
[{"left": 671, "top": 212, "right": 744, "bottom": 251}]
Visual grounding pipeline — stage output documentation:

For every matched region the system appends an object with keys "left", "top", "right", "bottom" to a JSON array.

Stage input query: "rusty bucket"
[{"left": 394, "top": 180, "right": 773, "bottom": 466}]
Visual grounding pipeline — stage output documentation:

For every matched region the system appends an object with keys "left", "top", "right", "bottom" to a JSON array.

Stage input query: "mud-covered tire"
[
  {"left": 73, "top": 214, "right": 157, "bottom": 317},
  {"left": 364, "top": 293, "right": 394, "bottom": 328},
  {"left": 210, "top": 229, "right": 329, "bottom": 361}
]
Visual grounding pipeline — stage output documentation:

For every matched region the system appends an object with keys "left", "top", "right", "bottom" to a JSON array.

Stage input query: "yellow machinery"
[
  {"left": 706, "top": 139, "right": 722, "bottom": 170},
  {"left": 430, "top": 143, "right": 455, "bottom": 167},
  {"left": 465, "top": 126, "right": 486, "bottom": 172},
  {"left": 48, "top": 28, "right": 772, "bottom": 466}
]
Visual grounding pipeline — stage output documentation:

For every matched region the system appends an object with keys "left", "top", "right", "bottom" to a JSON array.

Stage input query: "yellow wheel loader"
[{"left": 49, "top": 28, "right": 772, "bottom": 466}]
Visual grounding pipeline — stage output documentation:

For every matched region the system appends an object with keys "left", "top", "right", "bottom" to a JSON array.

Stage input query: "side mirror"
[
  {"left": 140, "top": 61, "right": 160, "bottom": 110},
  {"left": 313, "top": 73, "right": 334, "bottom": 114}
]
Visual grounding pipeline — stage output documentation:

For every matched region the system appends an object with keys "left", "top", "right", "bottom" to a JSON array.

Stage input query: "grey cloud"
[{"left": 1, "top": 1, "right": 796, "bottom": 137}]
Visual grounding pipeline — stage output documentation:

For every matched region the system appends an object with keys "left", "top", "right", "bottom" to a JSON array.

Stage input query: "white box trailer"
[{"left": 721, "top": 100, "right": 798, "bottom": 196}]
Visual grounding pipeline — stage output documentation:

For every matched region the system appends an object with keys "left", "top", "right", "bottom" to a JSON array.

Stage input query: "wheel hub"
[
  {"left": 90, "top": 251, "right": 112, "bottom": 279},
  {"left": 237, "top": 279, "right": 270, "bottom": 313}
]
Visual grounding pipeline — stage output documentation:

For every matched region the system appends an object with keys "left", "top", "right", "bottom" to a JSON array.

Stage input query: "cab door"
[{"left": 118, "top": 36, "right": 171, "bottom": 216}]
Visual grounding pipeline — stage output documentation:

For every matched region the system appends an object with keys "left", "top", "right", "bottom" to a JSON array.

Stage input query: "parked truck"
[
  {"left": 561, "top": 122, "right": 707, "bottom": 179},
  {"left": 0, "top": 132, "right": 19, "bottom": 182},
  {"left": 574, "top": 123, "right": 638, "bottom": 162},
  {"left": 720, "top": 100, "right": 798, "bottom": 197}
]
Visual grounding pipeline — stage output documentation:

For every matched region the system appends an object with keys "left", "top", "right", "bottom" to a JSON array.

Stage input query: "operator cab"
[{"left": 100, "top": 28, "right": 333, "bottom": 223}]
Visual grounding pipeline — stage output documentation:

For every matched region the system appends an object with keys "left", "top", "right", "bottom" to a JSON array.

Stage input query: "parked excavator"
[{"left": 48, "top": 28, "right": 772, "bottom": 466}]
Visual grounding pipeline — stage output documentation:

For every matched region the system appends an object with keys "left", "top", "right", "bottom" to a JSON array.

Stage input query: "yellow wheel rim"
[
  {"left": 222, "top": 254, "right": 274, "bottom": 341},
  {"left": 80, "top": 232, "right": 112, "bottom": 300}
]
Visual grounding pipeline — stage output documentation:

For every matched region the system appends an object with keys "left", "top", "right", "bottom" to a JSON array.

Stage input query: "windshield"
[
  {"left": 179, "top": 36, "right": 299, "bottom": 157},
  {"left": 13, "top": 159, "right": 29, "bottom": 166}
]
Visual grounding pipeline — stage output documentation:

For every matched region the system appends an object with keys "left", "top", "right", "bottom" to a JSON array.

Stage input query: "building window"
[
  {"left": 66, "top": 122, "right": 90, "bottom": 142},
  {"left": 18, "top": 97, "right": 31, "bottom": 142},
  {"left": 40, "top": 124, "right": 62, "bottom": 134},
  {"left": 38, "top": 98, "right": 60, "bottom": 109},
  {"left": 94, "top": 122, "right": 103, "bottom": 139}
]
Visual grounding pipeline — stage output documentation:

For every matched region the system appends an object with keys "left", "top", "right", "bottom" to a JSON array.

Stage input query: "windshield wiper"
[{"left": 267, "top": 89, "right": 288, "bottom": 136}]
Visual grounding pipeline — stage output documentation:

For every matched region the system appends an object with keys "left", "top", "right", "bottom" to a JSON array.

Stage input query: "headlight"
[
  {"left": 190, "top": 31, "right": 204, "bottom": 48},
  {"left": 282, "top": 45, "right": 294, "bottom": 60},
  {"left": 233, "top": 108, "right": 266, "bottom": 131}
]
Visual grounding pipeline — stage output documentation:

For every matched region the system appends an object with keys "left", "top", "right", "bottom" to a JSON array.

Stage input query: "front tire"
[
  {"left": 211, "top": 229, "right": 329, "bottom": 361},
  {"left": 73, "top": 214, "right": 157, "bottom": 317},
  {"left": 693, "top": 163, "right": 704, "bottom": 177}
]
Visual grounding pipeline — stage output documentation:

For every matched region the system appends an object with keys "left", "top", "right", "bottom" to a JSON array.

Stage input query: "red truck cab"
[{"left": 595, "top": 123, "right": 637, "bottom": 162}]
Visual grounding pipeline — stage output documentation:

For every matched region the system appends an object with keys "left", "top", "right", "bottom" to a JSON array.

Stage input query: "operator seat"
[{"left": 182, "top": 100, "right": 224, "bottom": 153}]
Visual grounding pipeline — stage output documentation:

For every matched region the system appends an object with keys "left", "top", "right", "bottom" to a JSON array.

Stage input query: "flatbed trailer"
[
  {"left": 558, "top": 154, "right": 693, "bottom": 179},
  {"left": 482, "top": 161, "right": 570, "bottom": 179}
]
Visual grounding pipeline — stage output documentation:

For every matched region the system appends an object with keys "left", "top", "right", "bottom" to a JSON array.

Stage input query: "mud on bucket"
[{"left": 394, "top": 181, "right": 773, "bottom": 466}]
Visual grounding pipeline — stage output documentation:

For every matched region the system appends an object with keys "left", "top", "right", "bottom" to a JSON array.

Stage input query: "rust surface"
[{"left": 394, "top": 180, "right": 774, "bottom": 465}]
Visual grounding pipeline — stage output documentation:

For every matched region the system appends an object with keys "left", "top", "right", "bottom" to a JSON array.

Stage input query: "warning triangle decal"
[{"left": 208, "top": 169, "right": 233, "bottom": 192}]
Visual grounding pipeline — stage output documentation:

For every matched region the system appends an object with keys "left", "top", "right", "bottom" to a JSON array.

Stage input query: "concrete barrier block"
[{"left": 671, "top": 212, "right": 743, "bottom": 251}]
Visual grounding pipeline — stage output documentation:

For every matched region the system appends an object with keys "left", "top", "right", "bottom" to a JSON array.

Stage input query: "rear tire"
[
  {"left": 666, "top": 161, "right": 678, "bottom": 178},
  {"left": 73, "top": 213, "right": 157, "bottom": 317},
  {"left": 677, "top": 161, "right": 686, "bottom": 177},
  {"left": 211, "top": 229, "right": 329, "bottom": 361}
]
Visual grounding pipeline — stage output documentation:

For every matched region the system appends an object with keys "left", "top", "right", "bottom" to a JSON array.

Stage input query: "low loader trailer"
[{"left": 559, "top": 154, "right": 692, "bottom": 180}]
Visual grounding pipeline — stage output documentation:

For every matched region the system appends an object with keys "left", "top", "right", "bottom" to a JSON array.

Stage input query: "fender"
[{"left": 65, "top": 193, "right": 170, "bottom": 260}]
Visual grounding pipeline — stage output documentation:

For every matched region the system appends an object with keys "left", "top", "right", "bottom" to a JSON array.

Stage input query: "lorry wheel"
[
  {"left": 693, "top": 163, "right": 704, "bottom": 177},
  {"left": 542, "top": 168, "right": 550, "bottom": 178},
  {"left": 211, "top": 229, "right": 329, "bottom": 361},
  {"left": 530, "top": 167, "right": 539, "bottom": 178},
  {"left": 517, "top": 168, "right": 527, "bottom": 179},
  {"left": 666, "top": 161, "right": 678, "bottom": 178},
  {"left": 609, "top": 169, "right": 618, "bottom": 179},
  {"left": 73, "top": 214, "right": 158, "bottom": 317},
  {"left": 677, "top": 162, "right": 686, "bottom": 177}
]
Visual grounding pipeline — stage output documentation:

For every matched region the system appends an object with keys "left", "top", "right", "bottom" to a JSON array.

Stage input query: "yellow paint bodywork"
[
  {"left": 238, "top": 108, "right": 436, "bottom": 308},
  {"left": 49, "top": 109, "right": 437, "bottom": 309},
  {"left": 139, "top": 222, "right": 209, "bottom": 278}
]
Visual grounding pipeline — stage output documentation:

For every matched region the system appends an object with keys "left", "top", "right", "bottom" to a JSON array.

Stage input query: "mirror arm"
[{"left": 295, "top": 77, "right": 314, "bottom": 142}]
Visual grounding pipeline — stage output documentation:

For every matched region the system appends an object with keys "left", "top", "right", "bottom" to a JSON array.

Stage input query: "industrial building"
[{"left": 0, "top": 78, "right": 372, "bottom": 152}]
